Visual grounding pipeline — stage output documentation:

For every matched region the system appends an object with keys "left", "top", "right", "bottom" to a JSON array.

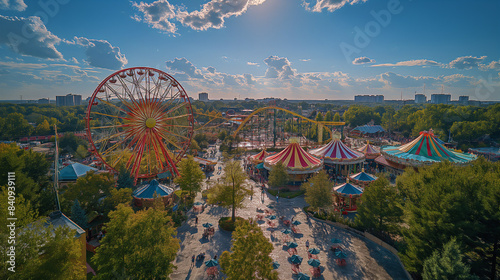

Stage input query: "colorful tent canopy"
[
  {"left": 381, "top": 130, "right": 477, "bottom": 167},
  {"left": 58, "top": 162, "right": 97, "bottom": 181},
  {"left": 248, "top": 149, "right": 269, "bottom": 164},
  {"left": 333, "top": 182, "right": 363, "bottom": 197},
  {"left": 309, "top": 139, "right": 365, "bottom": 165},
  {"left": 133, "top": 179, "right": 174, "bottom": 199},
  {"left": 349, "top": 171, "right": 377, "bottom": 185},
  {"left": 264, "top": 143, "right": 323, "bottom": 174},
  {"left": 357, "top": 141, "right": 381, "bottom": 160}
]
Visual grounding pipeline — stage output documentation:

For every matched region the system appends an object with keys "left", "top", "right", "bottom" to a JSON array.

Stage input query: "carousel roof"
[
  {"left": 381, "top": 130, "right": 477, "bottom": 167},
  {"left": 357, "top": 142, "right": 380, "bottom": 159},
  {"left": 264, "top": 143, "right": 323, "bottom": 174},
  {"left": 350, "top": 171, "right": 377, "bottom": 182},
  {"left": 249, "top": 149, "right": 269, "bottom": 164},
  {"left": 309, "top": 139, "right": 365, "bottom": 164},
  {"left": 333, "top": 182, "right": 363, "bottom": 196},
  {"left": 133, "top": 179, "right": 173, "bottom": 199}
]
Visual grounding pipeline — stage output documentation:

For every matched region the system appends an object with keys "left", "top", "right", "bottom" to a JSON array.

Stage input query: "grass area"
[
  {"left": 267, "top": 189, "right": 305, "bottom": 199},
  {"left": 218, "top": 216, "right": 245, "bottom": 232}
]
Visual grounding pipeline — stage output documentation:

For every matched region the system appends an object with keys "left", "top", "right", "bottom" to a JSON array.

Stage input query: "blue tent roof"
[
  {"left": 59, "top": 162, "right": 97, "bottom": 181},
  {"left": 256, "top": 162, "right": 265, "bottom": 169},
  {"left": 133, "top": 180, "right": 173, "bottom": 199},
  {"left": 333, "top": 182, "right": 363, "bottom": 196},
  {"left": 350, "top": 171, "right": 377, "bottom": 182},
  {"left": 352, "top": 125, "right": 385, "bottom": 134}
]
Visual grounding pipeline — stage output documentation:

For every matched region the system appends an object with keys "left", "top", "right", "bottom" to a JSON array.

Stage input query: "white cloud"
[
  {"left": 372, "top": 59, "right": 441, "bottom": 67},
  {"left": 264, "top": 55, "right": 296, "bottom": 80},
  {"left": 132, "top": 0, "right": 266, "bottom": 34},
  {"left": 484, "top": 60, "right": 500, "bottom": 71},
  {"left": 73, "top": 37, "right": 128, "bottom": 70},
  {"left": 132, "top": 0, "right": 177, "bottom": 34},
  {"left": 380, "top": 72, "right": 439, "bottom": 88},
  {"left": 352, "top": 56, "right": 375, "bottom": 65},
  {"left": 303, "top": 0, "right": 368, "bottom": 13},
  {"left": 0, "top": 0, "right": 27, "bottom": 11},
  {"left": 448, "top": 56, "right": 486, "bottom": 69},
  {"left": 247, "top": 62, "right": 259, "bottom": 66},
  {"left": 243, "top": 73, "right": 256, "bottom": 85},
  {"left": 71, "top": 57, "right": 79, "bottom": 64},
  {"left": 166, "top": 57, "right": 204, "bottom": 79},
  {"left": 0, "top": 15, "right": 63, "bottom": 59},
  {"left": 300, "top": 59, "right": 311, "bottom": 62}
]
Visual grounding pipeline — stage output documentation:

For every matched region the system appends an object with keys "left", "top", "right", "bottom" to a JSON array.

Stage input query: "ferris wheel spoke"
[
  {"left": 153, "top": 132, "right": 178, "bottom": 172},
  {"left": 157, "top": 83, "right": 177, "bottom": 104},
  {"left": 91, "top": 111, "right": 129, "bottom": 120},
  {"left": 116, "top": 76, "right": 140, "bottom": 106},
  {"left": 163, "top": 102, "right": 188, "bottom": 117},
  {"left": 93, "top": 130, "right": 129, "bottom": 145},
  {"left": 155, "top": 131, "right": 182, "bottom": 150},
  {"left": 103, "top": 84, "right": 137, "bottom": 112},
  {"left": 90, "top": 124, "right": 128, "bottom": 130},
  {"left": 96, "top": 97, "right": 131, "bottom": 115}
]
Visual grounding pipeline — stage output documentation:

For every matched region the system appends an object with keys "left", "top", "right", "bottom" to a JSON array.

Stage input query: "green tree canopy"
[
  {"left": 116, "top": 166, "right": 134, "bottom": 190},
  {"left": 333, "top": 112, "right": 341, "bottom": 122},
  {"left": 93, "top": 204, "right": 180, "bottom": 279},
  {"left": 61, "top": 172, "right": 114, "bottom": 215},
  {"left": 174, "top": 156, "right": 205, "bottom": 196},
  {"left": 302, "top": 170, "right": 332, "bottom": 211},
  {"left": 207, "top": 160, "right": 251, "bottom": 222},
  {"left": 71, "top": 199, "right": 88, "bottom": 230},
  {"left": 268, "top": 162, "right": 289, "bottom": 189},
  {"left": 220, "top": 219, "right": 278, "bottom": 280}
]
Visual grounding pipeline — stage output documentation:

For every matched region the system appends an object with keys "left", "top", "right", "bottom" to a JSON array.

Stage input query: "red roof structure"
[
  {"left": 357, "top": 141, "right": 380, "bottom": 160},
  {"left": 248, "top": 149, "right": 269, "bottom": 164},
  {"left": 264, "top": 143, "right": 323, "bottom": 174},
  {"left": 309, "top": 139, "right": 365, "bottom": 165}
]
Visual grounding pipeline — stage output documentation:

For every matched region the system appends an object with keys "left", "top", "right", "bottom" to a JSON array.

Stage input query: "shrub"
[{"left": 218, "top": 217, "right": 245, "bottom": 232}]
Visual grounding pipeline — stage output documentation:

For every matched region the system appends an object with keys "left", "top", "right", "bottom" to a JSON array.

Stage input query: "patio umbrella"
[
  {"left": 308, "top": 248, "right": 321, "bottom": 255},
  {"left": 296, "top": 272, "right": 310, "bottom": 280},
  {"left": 267, "top": 215, "right": 277, "bottom": 220},
  {"left": 205, "top": 259, "right": 219, "bottom": 267},
  {"left": 292, "top": 220, "right": 301, "bottom": 226},
  {"left": 331, "top": 238, "right": 342, "bottom": 244},
  {"left": 287, "top": 241, "right": 299, "bottom": 248},
  {"left": 307, "top": 259, "right": 321, "bottom": 267},
  {"left": 202, "top": 222, "right": 213, "bottom": 228},
  {"left": 335, "top": 251, "right": 348, "bottom": 259},
  {"left": 289, "top": 255, "right": 303, "bottom": 264},
  {"left": 281, "top": 229, "right": 292, "bottom": 235},
  {"left": 267, "top": 204, "right": 274, "bottom": 209},
  {"left": 272, "top": 261, "right": 280, "bottom": 269}
]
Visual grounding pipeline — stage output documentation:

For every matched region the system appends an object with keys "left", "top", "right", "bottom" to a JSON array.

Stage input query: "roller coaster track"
[{"left": 232, "top": 106, "right": 345, "bottom": 139}]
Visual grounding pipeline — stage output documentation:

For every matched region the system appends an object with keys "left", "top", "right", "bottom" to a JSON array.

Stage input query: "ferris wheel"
[{"left": 85, "top": 67, "right": 194, "bottom": 181}]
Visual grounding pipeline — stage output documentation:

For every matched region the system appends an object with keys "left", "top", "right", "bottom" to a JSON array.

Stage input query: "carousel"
[
  {"left": 264, "top": 142, "right": 323, "bottom": 182},
  {"left": 349, "top": 169, "right": 378, "bottom": 187},
  {"left": 247, "top": 149, "right": 270, "bottom": 182},
  {"left": 332, "top": 181, "right": 363, "bottom": 213},
  {"left": 248, "top": 149, "right": 269, "bottom": 164},
  {"left": 309, "top": 139, "right": 365, "bottom": 175},
  {"left": 381, "top": 130, "right": 477, "bottom": 168},
  {"left": 357, "top": 141, "right": 381, "bottom": 160},
  {"left": 133, "top": 179, "right": 174, "bottom": 208}
]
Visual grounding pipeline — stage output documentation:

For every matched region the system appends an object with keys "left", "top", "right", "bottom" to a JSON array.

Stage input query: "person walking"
[
  {"left": 306, "top": 240, "right": 310, "bottom": 249},
  {"left": 191, "top": 255, "right": 195, "bottom": 268},
  {"left": 195, "top": 216, "right": 198, "bottom": 225}
]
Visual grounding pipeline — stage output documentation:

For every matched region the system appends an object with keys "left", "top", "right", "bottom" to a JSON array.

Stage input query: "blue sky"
[{"left": 0, "top": 0, "right": 499, "bottom": 101}]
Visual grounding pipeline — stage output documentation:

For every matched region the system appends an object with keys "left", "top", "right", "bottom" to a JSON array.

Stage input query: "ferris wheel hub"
[{"left": 145, "top": 118, "right": 156, "bottom": 128}]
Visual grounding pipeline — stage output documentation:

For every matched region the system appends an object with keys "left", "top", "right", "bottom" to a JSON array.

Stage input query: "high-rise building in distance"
[
  {"left": 430, "top": 94, "right": 451, "bottom": 104},
  {"left": 56, "top": 94, "right": 82, "bottom": 106},
  {"left": 354, "top": 95, "right": 384, "bottom": 103},
  {"left": 199, "top": 92, "right": 209, "bottom": 101},
  {"left": 415, "top": 94, "right": 427, "bottom": 103}
]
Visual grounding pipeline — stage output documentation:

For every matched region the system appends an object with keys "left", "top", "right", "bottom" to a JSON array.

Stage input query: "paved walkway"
[{"left": 171, "top": 146, "right": 408, "bottom": 279}]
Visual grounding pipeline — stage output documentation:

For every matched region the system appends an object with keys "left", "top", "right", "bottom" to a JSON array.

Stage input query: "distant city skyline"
[{"left": 0, "top": 0, "right": 499, "bottom": 101}]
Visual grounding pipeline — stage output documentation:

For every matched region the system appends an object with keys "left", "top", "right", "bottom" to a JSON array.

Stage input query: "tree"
[
  {"left": 324, "top": 111, "right": 333, "bottom": 121},
  {"left": 71, "top": 199, "right": 88, "bottom": 230},
  {"left": 422, "top": 239, "right": 479, "bottom": 280},
  {"left": 74, "top": 145, "right": 88, "bottom": 159},
  {"left": 93, "top": 204, "right": 180, "bottom": 279},
  {"left": 102, "top": 188, "right": 133, "bottom": 216},
  {"left": 61, "top": 172, "right": 114, "bottom": 215},
  {"left": 35, "top": 119, "right": 51, "bottom": 135},
  {"left": 116, "top": 166, "right": 134, "bottom": 190},
  {"left": 218, "top": 130, "right": 228, "bottom": 141},
  {"left": 59, "top": 133, "right": 86, "bottom": 154},
  {"left": 355, "top": 175, "right": 403, "bottom": 235},
  {"left": 333, "top": 112, "right": 341, "bottom": 122},
  {"left": 220, "top": 220, "right": 278, "bottom": 280},
  {"left": 268, "top": 162, "right": 289, "bottom": 189},
  {"left": 174, "top": 156, "right": 205, "bottom": 196},
  {"left": 302, "top": 171, "right": 332, "bottom": 212},
  {"left": 207, "top": 160, "right": 251, "bottom": 222}
]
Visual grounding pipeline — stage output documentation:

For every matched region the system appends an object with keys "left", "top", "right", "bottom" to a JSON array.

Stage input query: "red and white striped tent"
[
  {"left": 309, "top": 139, "right": 365, "bottom": 165},
  {"left": 264, "top": 143, "right": 323, "bottom": 174},
  {"left": 248, "top": 149, "right": 269, "bottom": 164},
  {"left": 357, "top": 141, "right": 380, "bottom": 160}
]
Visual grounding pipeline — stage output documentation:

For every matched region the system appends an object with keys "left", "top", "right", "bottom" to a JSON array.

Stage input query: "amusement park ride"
[{"left": 85, "top": 67, "right": 344, "bottom": 182}]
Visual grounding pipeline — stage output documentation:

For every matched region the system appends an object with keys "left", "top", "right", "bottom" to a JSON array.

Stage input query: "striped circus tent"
[
  {"left": 264, "top": 143, "right": 323, "bottom": 174},
  {"left": 381, "top": 130, "right": 477, "bottom": 168},
  {"left": 357, "top": 141, "right": 381, "bottom": 160},
  {"left": 248, "top": 149, "right": 269, "bottom": 164},
  {"left": 309, "top": 139, "right": 365, "bottom": 165}
]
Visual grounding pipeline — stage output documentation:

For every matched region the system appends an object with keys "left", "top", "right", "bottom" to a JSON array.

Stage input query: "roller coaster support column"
[{"left": 273, "top": 108, "right": 277, "bottom": 147}]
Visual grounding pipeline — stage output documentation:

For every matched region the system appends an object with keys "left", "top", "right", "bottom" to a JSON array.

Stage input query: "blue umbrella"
[
  {"left": 292, "top": 220, "right": 301, "bottom": 226},
  {"left": 331, "top": 238, "right": 342, "bottom": 244},
  {"left": 267, "top": 204, "right": 274, "bottom": 209},
  {"left": 281, "top": 229, "right": 292, "bottom": 235},
  {"left": 296, "top": 272, "right": 310, "bottom": 280},
  {"left": 203, "top": 222, "right": 213, "bottom": 228},
  {"left": 287, "top": 241, "right": 298, "bottom": 248},
  {"left": 272, "top": 261, "right": 280, "bottom": 269},
  {"left": 307, "top": 259, "right": 321, "bottom": 267},
  {"left": 267, "top": 215, "right": 277, "bottom": 220},
  {"left": 289, "top": 254, "right": 303, "bottom": 264},
  {"left": 308, "top": 248, "right": 321, "bottom": 255},
  {"left": 205, "top": 259, "right": 219, "bottom": 267},
  {"left": 335, "top": 251, "right": 348, "bottom": 259}
]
